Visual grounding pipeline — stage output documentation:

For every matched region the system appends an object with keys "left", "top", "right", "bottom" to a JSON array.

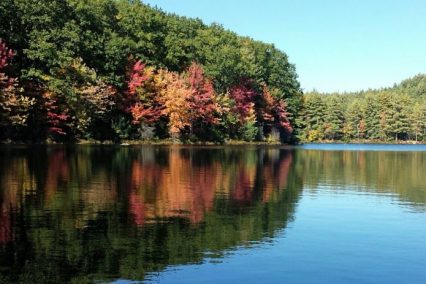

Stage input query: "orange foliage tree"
[{"left": 158, "top": 70, "right": 192, "bottom": 138}]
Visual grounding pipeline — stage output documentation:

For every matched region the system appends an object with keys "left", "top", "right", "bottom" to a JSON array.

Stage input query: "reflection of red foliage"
[
  {"left": 0, "top": 211, "right": 12, "bottom": 244},
  {"left": 130, "top": 160, "right": 163, "bottom": 189},
  {"left": 0, "top": 147, "right": 293, "bottom": 232},
  {"left": 157, "top": 153, "right": 217, "bottom": 224},
  {"left": 45, "top": 149, "right": 70, "bottom": 199},
  {"left": 128, "top": 151, "right": 218, "bottom": 225},
  {"left": 185, "top": 165, "right": 217, "bottom": 223},
  {"left": 0, "top": 174, "right": 17, "bottom": 245},
  {"left": 262, "top": 152, "right": 292, "bottom": 202},
  {"left": 277, "top": 153, "right": 292, "bottom": 189},
  {"left": 232, "top": 169, "right": 253, "bottom": 204},
  {"left": 127, "top": 149, "right": 293, "bottom": 226},
  {"left": 129, "top": 191, "right": 145, "bottom": 226},
  {"left": 128, "top": 160, "right": 163, "bottom": 226}
]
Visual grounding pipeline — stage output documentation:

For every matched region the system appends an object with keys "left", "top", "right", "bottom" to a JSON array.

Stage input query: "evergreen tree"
[
  {"left": 410, "top": 102, "right": 426, "bottom": 141},
  {"left": 323, "top": 95, "right": 345, "bottom": 140}
]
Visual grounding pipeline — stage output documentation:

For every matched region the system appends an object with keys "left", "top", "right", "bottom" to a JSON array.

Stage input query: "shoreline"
[
  {"left": 0, "top": 139, "right": 284, "bottom": 146},
  {"left": 0, "top": 139, "right": 425, "bottom": 146}
]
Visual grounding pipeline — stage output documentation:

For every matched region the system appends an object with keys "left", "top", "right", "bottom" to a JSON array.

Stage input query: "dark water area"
[{"left": 0, "top": 145, "right": 425, "bottom": 283}]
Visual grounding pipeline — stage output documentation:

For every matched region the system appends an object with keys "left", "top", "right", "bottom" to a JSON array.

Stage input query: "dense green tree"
[{"left": 396, "top": 74, "right": 426, "bottom": 99}]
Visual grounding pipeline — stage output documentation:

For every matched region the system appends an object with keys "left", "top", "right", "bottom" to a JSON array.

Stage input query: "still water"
[{"left": 0, "top": 144, "right": 425, "bottom": 283}]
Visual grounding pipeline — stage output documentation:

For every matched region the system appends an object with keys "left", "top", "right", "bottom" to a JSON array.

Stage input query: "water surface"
[{"left": 0, "top": 145, "right": 425, "bottom": 283}]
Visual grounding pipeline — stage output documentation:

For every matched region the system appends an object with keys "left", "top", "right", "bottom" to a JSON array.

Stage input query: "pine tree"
[
  {"left": 410, "top": 102, "right": 426, "bottom": 141},
  {"left": 344, "top": 99, "right": 364, "bottom": 140},
  {"left": 323, "top": 95, "right": 345, "bottom": 140},
  {"left": 300, "top": 93, "right": 326, "bottom": 141}
]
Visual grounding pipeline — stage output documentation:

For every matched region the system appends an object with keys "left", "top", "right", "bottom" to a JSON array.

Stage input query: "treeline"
[
  {"left": 0, "top": 0, "right": 301, "bottom": 143},
  {"left": 298, "top": 74, "right": 426, "bottom": 142}
]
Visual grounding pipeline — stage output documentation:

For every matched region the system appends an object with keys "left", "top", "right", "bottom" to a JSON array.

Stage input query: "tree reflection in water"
[{"left": 0, "top": 146, "right": 300, "bottom": 283}]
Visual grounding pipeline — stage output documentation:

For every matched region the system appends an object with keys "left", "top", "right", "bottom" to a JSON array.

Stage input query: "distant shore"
[{"left": 303, "top": 140, "right": 426, "bottom": 145}]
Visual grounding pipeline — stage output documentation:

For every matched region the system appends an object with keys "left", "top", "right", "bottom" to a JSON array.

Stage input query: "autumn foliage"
[
  {"left": 0, "top": 0, "right": 304, "bottom": 142},
  {"left": 0, "top": 39, "right": 14, "bottom": 70},
  {"left": 121, "top": 60, "right": 293, "bottom": 141},
  {"left": 230, "top": 80, "right": 257, "bottom": 122},
  {"left": 0, "top": 40, "right": 34, "bottom": 136},
  {"left": 262, "top": 85, "right": 293, "bottom": 135},
  {"left": 43, "top": 91, "right": 71, "bottom": 137},
  {"left": 187, "top": 63, "right": 218, "bottom": 127},
  {"left": 0, "top": 37, "right": 293, "bottom": 142}
]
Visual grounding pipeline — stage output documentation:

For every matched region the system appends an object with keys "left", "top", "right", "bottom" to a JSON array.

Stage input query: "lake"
[{"left": 0, "top": 144, "right": 425, "bottom": 283}]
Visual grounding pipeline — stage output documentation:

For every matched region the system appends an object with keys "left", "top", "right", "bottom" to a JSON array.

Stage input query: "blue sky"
[{"left": 143, "top": 0, "right": 426, "bottom": 93}]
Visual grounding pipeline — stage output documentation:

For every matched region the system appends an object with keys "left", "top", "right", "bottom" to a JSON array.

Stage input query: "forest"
[
  {"left": 299, "top": 74, "right": 426, "bottom": 142},
  {"left": 0, "top": 0, "right": 300, "bottom": 143},
  {"left": 1, "top": 0, "right": 425, "bottom": 144}
]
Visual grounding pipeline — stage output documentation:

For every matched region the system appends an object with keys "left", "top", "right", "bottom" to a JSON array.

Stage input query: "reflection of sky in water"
[
  {"left": 142, "top": 188, "right": 426, "bottom": 284},
  {"left": 302, "top": 143, "right": 426, "bottom": 152}
]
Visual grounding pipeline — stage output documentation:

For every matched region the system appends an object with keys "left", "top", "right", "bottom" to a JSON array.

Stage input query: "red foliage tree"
[
  {"left": 275, "top": 99, "right": 292, "bottom": 134},
  {"left": 127, "top": 60, "right": 149, "bottom": 96},
  {"left": 0, "top": 39, "right": 15, "bottom": 70},
  {"left": 0, "top": 39, "right": 34, "bottom": 131},
  {"left": 229, "top": 80, "right": 258, "bottom": 122},
  {"left": 261, "top": 85, "right": 293, "bottom": 136},
  {"left": 187, "top": 63, "right": 219, "bottom": 132},
  {"left": 0, "top": 39, "right": 15, "bottom": 91},
  {"left": 43, "top": 91, "right": 71, "bottom": 137},
  {"left": 130, "top": 102, "right": 162, "bottom": 124},
  {"left": 126, "top": 60, "right": 163, "bottom": 125},
  {"left": 232, "top": 169, "right": 253, "bottom": 204}
]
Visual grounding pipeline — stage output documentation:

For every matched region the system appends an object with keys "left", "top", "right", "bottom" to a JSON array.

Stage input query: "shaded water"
[{"left": 0, "top": 145, "right": 425, "bottom": 283}]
